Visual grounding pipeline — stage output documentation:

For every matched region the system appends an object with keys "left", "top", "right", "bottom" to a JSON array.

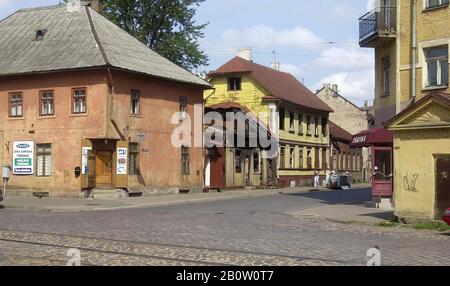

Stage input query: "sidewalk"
[{"left": 0, "top": 184, "right": 375, "bottom": 216}]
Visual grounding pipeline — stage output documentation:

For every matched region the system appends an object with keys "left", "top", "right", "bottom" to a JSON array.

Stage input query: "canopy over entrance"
[{"left": 350, "top": 128, "right": 393, "bottom": 148}]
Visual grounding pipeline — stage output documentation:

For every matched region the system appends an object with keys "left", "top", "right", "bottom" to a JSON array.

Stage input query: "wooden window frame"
[
  {"left": 181, "top": 146, "right": 190, "bottom": 175},
  {"left": 72, "top": 88, "right": 87, "bottom": 114},
  {"left": 129, "top": 143, "right": 140, "bottom": 175},
  {"left": 228, "top": 77, "right": 242, "bottom": 91},
  {"left": 36, "top": 143, "right": 52, "bottom": 177},
  {"left": 130, "top": 89, "right": 141, "bottom": 116},
  {"left": 39, "top": 90, "right": 55, "bottom": 116},
  {"left": 9, "top": 92, "right": 23, "bottom": 118}
]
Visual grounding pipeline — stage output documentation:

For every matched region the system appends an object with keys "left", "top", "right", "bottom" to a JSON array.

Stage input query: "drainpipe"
[{"left": 411, "top": 0, "right": 417, "bottom": 104}]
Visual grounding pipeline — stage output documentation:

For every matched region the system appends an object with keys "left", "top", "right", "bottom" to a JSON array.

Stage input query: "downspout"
[{"left": 411, "top": 0, "right": 417, "bottom": 104}]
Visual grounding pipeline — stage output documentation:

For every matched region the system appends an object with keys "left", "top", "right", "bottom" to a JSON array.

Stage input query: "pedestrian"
[{"left": 314, "top": 170, "right": 320, "bottom": 188}]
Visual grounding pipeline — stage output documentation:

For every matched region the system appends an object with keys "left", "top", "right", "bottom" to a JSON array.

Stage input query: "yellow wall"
[{"left": 393, "top": 128, "right": 450, "bottom": 220}]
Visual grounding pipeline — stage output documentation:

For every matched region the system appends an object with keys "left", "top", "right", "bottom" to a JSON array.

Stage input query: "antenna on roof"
[{"left": 271, "top": 51, "right": 280, "bottom": 71}]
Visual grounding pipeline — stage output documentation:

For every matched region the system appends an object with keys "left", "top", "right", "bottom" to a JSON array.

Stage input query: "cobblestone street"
[{"left": 0, "top": 188, "right": 449, "bottom": 266}]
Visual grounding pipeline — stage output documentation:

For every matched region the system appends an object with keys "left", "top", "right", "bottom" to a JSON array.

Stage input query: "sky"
[{"left": 0, "top": 0, "right": 377, "bottom": 106}]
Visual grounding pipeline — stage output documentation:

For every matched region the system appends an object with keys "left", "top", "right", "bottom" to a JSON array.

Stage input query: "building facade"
[
  {"left": 329, "top": 122, "right": 364, "bottom": 183},
  {"left": 359, "top": 0, "right": 450, "bottom": 221},
  {"left": 0, "top": 3, "right": 211, "bottom": 198},
  {"left": 316, "top": 83, "right": 373, "bottom": 181},
  {"left": 205, "top": 53, "right": 333, "bottom": 188}
]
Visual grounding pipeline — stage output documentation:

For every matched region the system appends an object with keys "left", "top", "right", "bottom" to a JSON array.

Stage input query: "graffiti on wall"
[{"left": 403, "top": 174, "right": 419, "bottom": 192}]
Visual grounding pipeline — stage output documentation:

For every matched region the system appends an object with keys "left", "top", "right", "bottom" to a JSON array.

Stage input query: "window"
[
  {"left": 9, "top": 93, "right": 23, "bottom": 118},
  {"left": 306, "top": 115, "right": 312, "bottom": 136},
  {"left": 279, "top": 108, "right": 285, "bottom": 130},
  {"left": 315, "top": 148, "right": 320, "bottom": 169},
  {"left": 425, "top": 0, "right": 449, "bottom": 9},
  {"left": 129, "top": 143, "right": 139, "bottom": 175},
  {"left": 228, "top": 77, "right": 241, "bottom": 91},
  {"left": 235, "top": 150, "right": 242, "bottom": 173},
  {"left": 299, "top": 147, "right": 304, "bottom": 169},
  {"left": 181, "top": 146, "right": 190, "bottom": 175},
  {"left": 37, "top": 144, "right": 52, "bottom": 177},
  {"left": 382, "top": 57, "right": 390, "bottom": 95},
  {"left": 130, "top": 89, "right": 140, "bottom": 115},
  {"left": 40, "top": 91, "right": 54, "bottom": 116},
  {"left": 180, "top": 96, "right": 187, "bottom": 119},
  {"left": 298, "top": 113, "right": 304, "bottom": 135},
  {"left": 253, "top": 152, "right": 260, "bottom": 173},
  {"left": 289, "top": 112, "right": 295, "bottom": 132},
  {"left": 72, "top": 88, "right": 87, "bottom": 114},
  {"left": 289, "top": 147, "right": 295, "bottom": 169},
  {"left": 279, "top": 146, "right": 286, "bottom": 169},
  {"left": 306, "top": 148, "right": 312, "bottom": 169},
  {"left": 425, "top": 46, "right": 448, "bottom": 87},
  {"left": 314, "top": 117, "right": 319, "bottom": 137},
  {"left": 321, "top": 118, "right": 328, "bottom": 137}
]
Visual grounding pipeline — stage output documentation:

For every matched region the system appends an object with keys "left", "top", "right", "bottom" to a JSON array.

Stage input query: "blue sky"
[{"left": 0, "top": 0, "right": 376, "bottom": 106}]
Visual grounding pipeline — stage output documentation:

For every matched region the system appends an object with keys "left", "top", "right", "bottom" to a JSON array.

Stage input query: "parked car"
[{"left": 443, "top": 208, "right": 450, "bottom": 226}]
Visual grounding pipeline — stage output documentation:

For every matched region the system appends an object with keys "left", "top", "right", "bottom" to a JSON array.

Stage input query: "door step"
[{"left": 91, "top": 189, "right": 129, "bottom": 200}]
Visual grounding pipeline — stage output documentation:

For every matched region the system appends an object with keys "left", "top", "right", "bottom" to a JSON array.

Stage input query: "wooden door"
[
  {"left": 96, "top": 151, "right": 113, "bottom": 186},
  {"left": 372, "top": 147, "right": 393, "bottom": 197},
  {"left": 436, "top": 157, "right": 450, "bottom": 218},
  {"left": 210, "top": 148, "right": 226, "bottom": 190}
]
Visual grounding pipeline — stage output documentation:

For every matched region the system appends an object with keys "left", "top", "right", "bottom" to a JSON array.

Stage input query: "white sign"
[
  {"left": 117, "top": 148, "right": 128, "bottom": 175},
  {"left": 13, "top": 141, "right": 35, "bottom": 175},
  {"left": 81, "top": 147, "right": 92, "bottom": 175}
]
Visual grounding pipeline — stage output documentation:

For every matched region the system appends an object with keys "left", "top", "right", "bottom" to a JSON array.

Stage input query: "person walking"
[{"left": 314, "top": 170, "right": 320, "bottom": 188}]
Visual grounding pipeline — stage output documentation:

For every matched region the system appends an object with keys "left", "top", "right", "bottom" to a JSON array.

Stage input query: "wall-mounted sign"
[
  {"left": 81, "top": 147, "right": 92, "bottom": 175},
  {"left": 352, "top": 136, "right": 367, "bottom": 145},
  {"left": 117, "top": 148, "right": 128, "bottom": 175},
  {"left": 13, "top": 141, "right": 35, "bottom": 175}
]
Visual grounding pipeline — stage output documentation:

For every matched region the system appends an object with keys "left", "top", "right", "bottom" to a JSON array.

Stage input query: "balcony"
[{"left": 359, "top": 6, "right": 397, "bottom": 48}]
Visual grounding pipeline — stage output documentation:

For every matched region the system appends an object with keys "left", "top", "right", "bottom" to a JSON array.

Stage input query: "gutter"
[{"left": 411, "top": 0, "right": 417, "bottom": 104}]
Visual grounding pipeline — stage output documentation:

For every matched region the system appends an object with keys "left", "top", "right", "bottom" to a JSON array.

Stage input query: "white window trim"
[
  {"left": 424, "top": 0, "right": 449, "bottom": 10},
  {"left": 418, "top": 39, "right": 450, "bottom": 89}
]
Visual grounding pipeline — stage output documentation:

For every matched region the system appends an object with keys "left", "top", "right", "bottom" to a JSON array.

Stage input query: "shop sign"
[
  {"left": 13, "top": 141, "right": 34, "bottom": 175},
  {"left": 117, "top": 148, "right": 128, "bottom": 175}
]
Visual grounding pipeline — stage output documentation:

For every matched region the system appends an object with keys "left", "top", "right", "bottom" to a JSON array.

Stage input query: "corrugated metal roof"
[{"left": 0, "top": 3, "right": 211, "bottom": 87}]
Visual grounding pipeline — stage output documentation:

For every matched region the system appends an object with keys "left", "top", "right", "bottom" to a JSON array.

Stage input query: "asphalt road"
[{"left": 0, "top": 188, "right": 449, "bottom": 266}]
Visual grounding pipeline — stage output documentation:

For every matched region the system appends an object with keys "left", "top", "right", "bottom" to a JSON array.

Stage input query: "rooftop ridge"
[{"left": 17, "top": 4, "right": 66, "bottom": 13}]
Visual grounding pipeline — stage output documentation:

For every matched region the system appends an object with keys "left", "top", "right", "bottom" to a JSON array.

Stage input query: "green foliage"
[
  {"left": 67, "top": 0, "right": 209, "bottom": 70},
  {"left": 414, "top": 221, "right": 450, "bottom": 232}
]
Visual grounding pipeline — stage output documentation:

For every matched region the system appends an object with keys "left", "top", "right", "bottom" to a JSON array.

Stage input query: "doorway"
[
  {"left": 372, "top": 147, "right": 393, "bottom": 197},
  {"left": 96, "top": 150, "right": 113, "bottom": 187},
  {"left": 436, "top": 156, "right": 450, "bottom": 219},
  {"left": 245, "top": 156, "right": 252, "bottom": 186}
]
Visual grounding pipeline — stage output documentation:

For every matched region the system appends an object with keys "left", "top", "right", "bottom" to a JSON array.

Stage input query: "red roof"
[
  {"left": 329, "top": 122, "right": 353, "bottom": 142},
  {"left": 350, "top": 128, "right": 393, "bottom": 148},
  {"left": 209, "top": 57, "right": 333, "bottom": 113}
]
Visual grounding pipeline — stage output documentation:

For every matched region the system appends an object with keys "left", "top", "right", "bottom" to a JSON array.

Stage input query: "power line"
[{"left": 202, "top": 40, "right": 358, "bottom": 50}]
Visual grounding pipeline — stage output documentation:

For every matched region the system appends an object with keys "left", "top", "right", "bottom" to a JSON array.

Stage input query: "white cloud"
[
  {"left": 314, "top": 69, "right": 375, "bottom": 106},
  {"left": 279, "top": 63, "right": 304, "bottom": 79},
  {"left": 0, "top": 0, "right": 11, "bottom": 7},
  {"left": 313, "top": 44, "right": 374, "bottom": 70},
  {"left": 366, "top": 0, "right": 376, "bottom": 11},
  {"left": 220, "top": 24, "right": 323, "bottom": 49}
]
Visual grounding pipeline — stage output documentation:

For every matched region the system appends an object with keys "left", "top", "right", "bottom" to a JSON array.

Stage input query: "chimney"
[
  {"left": 332, "top": 84, "right": 338, "bottom": 93},
  {"left": 364, "top": 100, "right": 369, "bottom": 108},
  {"left": 67, "top": 0, "right": 82, "bottom": 12},
  {"left": 323, "top": 83, "right": 331, "bottom": 90},
  {"left": 88, "top": 0, "right": 103, "bottom": 13},
  {"left": 238, "top": 48, "right": 253, "bottom": 62}
]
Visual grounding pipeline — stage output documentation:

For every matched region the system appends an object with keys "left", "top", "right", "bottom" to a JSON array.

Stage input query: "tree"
[{"left": 69, "top": 0, "right": 209, "bottom": 70}]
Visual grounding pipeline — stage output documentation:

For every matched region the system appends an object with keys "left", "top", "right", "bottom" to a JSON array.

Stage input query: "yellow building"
[
  {"left": 205, "top": 53, "right": 333, "bottom": 188},
  {"left": 359, "top": 0, "right": 450, "bottom": 221}
]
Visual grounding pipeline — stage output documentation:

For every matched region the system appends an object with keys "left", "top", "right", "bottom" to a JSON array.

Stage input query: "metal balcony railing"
[{"left": 359, "top": 6, "right": 397, "bottom": 44}]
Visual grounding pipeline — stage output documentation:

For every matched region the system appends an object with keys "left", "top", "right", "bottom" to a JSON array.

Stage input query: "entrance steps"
[{"left": 85, "top": 189, "right": 129, "bottom": 200}]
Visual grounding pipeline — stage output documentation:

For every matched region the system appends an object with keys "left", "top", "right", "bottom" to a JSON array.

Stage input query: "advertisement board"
[{"left": 13, "top": 141, "right": 35, "bottom": 175}]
